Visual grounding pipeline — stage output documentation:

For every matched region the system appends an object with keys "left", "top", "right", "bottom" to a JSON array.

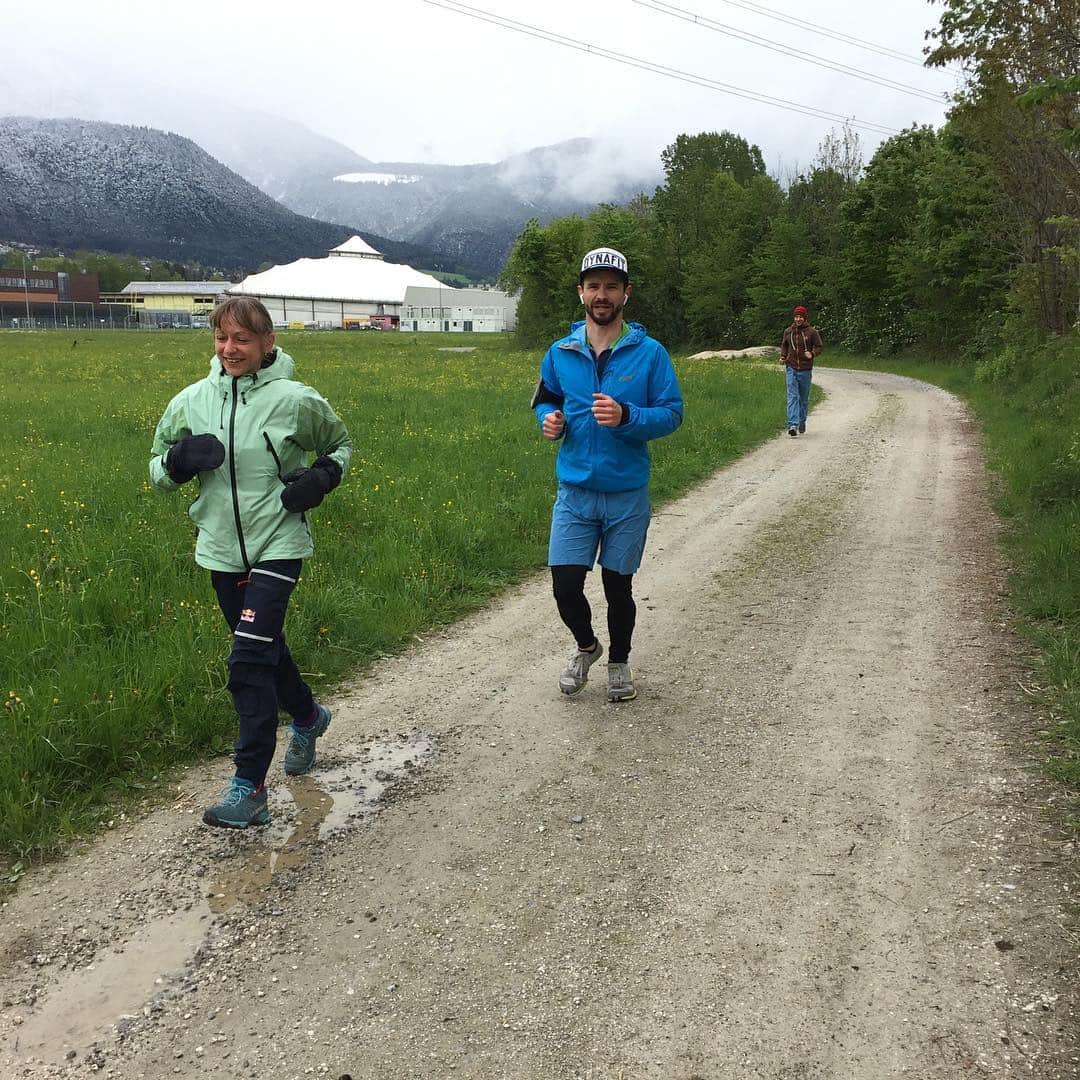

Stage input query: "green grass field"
[{"left": 0, "top": 329, "right": 787, "bottom": 875}]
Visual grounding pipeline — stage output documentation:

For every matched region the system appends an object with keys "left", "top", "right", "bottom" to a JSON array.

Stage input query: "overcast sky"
[{"left": 2, "top": 0, "right": 958, "bottom": 174}]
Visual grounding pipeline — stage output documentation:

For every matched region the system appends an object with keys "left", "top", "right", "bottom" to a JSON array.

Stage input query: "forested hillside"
[{"left": 501, "top": 0, "right": 1077, "bottom": 358}]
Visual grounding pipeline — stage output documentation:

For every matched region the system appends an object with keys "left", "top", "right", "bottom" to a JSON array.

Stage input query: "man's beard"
[{"left": 588, "top": 300, "right": 623, "bottom": 326}]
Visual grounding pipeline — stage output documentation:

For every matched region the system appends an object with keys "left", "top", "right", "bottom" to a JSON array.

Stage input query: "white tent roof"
[
  {"left": 228, "top": 254, "right": 445, "bottom": 305},
  {"left": 330, "top": 235, "right": 382, "bottom": 257}
]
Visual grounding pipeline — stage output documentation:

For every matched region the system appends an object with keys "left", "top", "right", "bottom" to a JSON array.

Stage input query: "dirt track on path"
[{"left": 2, "top": 367, "right": 1078, "bottom": 1079}]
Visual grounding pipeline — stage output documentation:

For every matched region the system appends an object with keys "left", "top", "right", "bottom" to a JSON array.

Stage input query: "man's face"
[
  {"left": 578, "top": 271, "right": 631, "bottom": 327},
  {"left": 793, "top": 314, "right": 807, "bottom": 327},
  {"left": 215, "top": 316, "right": 275, "bottom": 377}
]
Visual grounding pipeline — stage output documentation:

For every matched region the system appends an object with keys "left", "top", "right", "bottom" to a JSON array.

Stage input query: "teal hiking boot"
[
  {"left": 283, "top": 703, "right": 331, "bottom": 776},
  {"left": 202, "top": 777, "right": 270, "bottom": 829}
]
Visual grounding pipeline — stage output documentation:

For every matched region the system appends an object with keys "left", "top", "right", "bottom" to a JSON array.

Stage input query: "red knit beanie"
[{"left": 793, "top": 305, "right": 808, "bottom": 317}]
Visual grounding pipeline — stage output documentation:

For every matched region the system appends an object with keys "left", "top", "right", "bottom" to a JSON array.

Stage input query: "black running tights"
[{"left": 550, "top": 565, "right": 636, "bottom": 664}]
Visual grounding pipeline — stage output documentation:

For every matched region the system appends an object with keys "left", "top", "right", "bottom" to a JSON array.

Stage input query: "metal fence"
[{"left": 0, "top": 302, "right": 209, "bottom": 330}]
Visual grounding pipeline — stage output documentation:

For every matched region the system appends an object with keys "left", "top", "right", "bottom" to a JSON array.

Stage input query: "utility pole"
[{"left": 22, "top": 251, "right": 31, "bottom": 328}]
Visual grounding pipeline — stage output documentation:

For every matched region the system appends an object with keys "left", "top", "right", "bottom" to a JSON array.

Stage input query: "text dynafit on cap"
[{"left": 580, "top": 247, "right": 629, "bottom": 281}]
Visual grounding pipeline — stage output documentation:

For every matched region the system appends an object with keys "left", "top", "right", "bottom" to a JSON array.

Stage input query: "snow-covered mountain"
[
  {"left": 0, "top": 53, "right": 661, "bottom": 276},
  {"left": 0, "top": 117, "right": 449, "bottom": 273},
  {"left": 272, "top": 137, "right": 659, "bottom": 276}
]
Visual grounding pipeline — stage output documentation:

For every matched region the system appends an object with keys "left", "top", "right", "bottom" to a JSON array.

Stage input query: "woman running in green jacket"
[{"left": 150, "top": 296, "right": 352, "bottom": 829}]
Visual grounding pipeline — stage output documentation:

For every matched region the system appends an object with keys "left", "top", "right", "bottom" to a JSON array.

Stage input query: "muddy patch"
[
  {"left": 206, "top": 731, "right": 435, "bottom": 912},
  {"left": 4, "top": 907, "right": 209, "bottom": 1066}
]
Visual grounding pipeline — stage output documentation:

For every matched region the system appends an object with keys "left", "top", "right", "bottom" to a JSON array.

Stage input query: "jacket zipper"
[
  {"left": 228, "top": 378, "right": 250, "bottom": 569},
  {"left": 263, "top": 431, "right": 284, "bottom": 481},
  {"left": 561, "top": 333, "right": 632, "bottom": 447}
]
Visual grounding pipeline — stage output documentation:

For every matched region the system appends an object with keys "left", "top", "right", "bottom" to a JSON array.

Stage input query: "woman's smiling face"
[{"left": 215, "top": 316, "right": 274, "bottom": 377}]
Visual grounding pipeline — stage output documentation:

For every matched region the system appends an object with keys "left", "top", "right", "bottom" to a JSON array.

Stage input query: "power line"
[
  {"left": 693, "top": 0, "right": 939, "bottom": 70},
  {"left": 420, "top": 0, "right": 901, "bottom": 137},
  {"left": 632, "top": 0, "right": 946, "bottom": 102}
]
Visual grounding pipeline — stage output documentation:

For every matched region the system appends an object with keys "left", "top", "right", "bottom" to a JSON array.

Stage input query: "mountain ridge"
[{"left": 0, "top": 116, "right": 467, "bottom": 275}]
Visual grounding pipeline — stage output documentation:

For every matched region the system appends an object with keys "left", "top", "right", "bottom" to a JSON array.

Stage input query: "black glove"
[
  {"left": 166, "top": 433, "right": 225, "bottom": 484},
  {"left": 281, "top": 454, "right": 342, "bottom": 513}
]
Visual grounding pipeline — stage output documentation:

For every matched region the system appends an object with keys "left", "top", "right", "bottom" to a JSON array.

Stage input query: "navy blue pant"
[{"left": 211, "top": 560, "right": 315, "bottom": 787}]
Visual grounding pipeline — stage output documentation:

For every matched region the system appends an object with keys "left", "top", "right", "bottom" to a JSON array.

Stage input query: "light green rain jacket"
[{"left": 150, "top": 347, "right": 352, "bottom": 572}]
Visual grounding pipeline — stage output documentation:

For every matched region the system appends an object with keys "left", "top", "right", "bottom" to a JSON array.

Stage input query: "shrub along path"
[{"left": 0, "top": 366, "right": 1076, "bottom": 1078}]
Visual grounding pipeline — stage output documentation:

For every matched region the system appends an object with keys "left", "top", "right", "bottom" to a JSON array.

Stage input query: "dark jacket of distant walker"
[{"left": 780, "top": 323, "right": 823, "bottom": 371}]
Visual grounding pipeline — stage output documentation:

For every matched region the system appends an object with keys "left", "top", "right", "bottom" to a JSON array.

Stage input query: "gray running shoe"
[
  {"left": 559, "top": 642, "right": 604, "bottom": 695},
  {"left": 202, "top": 777, "right": 270, "bottom": 829},
  {"left": 607, "top": 662, "right": 637, "bottom": 702},
  {"left": 283, "top": 702, "right": 331, "bottom": 776}
]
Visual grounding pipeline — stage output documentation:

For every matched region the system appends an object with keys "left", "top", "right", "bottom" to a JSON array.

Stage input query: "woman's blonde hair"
[{"left": 209, "top": 296, "right": 274, "bottom": 336}]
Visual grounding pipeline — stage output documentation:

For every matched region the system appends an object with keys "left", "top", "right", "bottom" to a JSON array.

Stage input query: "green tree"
[
  {"left": 660, "top": 131, "right": 766, "bottom": 186},
  {"left": 947, "top": 79, "right": 1077, "bottom": 336},
  {"left": 926, "top": 0, "right": 1080, "bottom": 99},
  {"left": 500, "top": 216, "right": 587, "bottom": 346},
  {"left": 679, "top": 172, "right": 783, "bottom": 345},
  {"left": 654, "top": 131, "right": 767, "bottom": 275},
  {"left": 148, "top": 259, "right": 184, "bottom": 282},
  {"left": 787, "top": 126, "right": 864, "bottom": 320},
  {"left": 742, "top": 218, "right": 814, "bottom": 344},
  {"left": 926, "top": 0, "right": 1078, "bottom": 336},
  {"left": 893, "top": 130, "right": 1011, "bottom": 351},
  {"left": 835, "top": 126, "right": 941, "bottom": 349},
  {"left": 582, "top": 202, "right": 664, "bottom": 336},
  {"left": 35, "top": 255, "right": 83, "bottom": 275}
]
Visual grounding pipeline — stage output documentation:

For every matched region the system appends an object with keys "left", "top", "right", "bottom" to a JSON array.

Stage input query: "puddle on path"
[
  {"left": 5, "top": 907, "right": 208, "bottom": 1066},
  {"left": 207, "top": 731, "right": 435, "bottom": 913},
  {"left": 2, "top": 736, "right": 434, "bottom": 1066}
]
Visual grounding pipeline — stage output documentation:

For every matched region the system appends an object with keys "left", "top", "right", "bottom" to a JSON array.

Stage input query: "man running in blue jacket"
[{"left": 531, "top": 247, "right": 684, "bottom": 702}]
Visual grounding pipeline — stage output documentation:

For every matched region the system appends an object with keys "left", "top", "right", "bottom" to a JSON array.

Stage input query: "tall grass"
[
  {"left": 826, "top": 340, "right": 1080, "bottom": 789},
  {"left": 0, "top": 330, "right": 786, "bottom": 871}
]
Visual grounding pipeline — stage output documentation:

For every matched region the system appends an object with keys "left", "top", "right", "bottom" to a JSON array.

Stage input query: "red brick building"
[{"left": 0, "top": 270, "right": 100, "bottom": 304}]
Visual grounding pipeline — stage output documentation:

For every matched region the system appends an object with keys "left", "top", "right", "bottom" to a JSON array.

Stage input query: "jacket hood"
[{"left": 205, "top": 346, "right": 296, "bottom": 385}]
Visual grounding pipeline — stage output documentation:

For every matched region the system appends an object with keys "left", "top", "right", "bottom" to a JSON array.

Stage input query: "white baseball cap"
[{"left": 579, "top": 247, "right": 629, "bottom": 282}]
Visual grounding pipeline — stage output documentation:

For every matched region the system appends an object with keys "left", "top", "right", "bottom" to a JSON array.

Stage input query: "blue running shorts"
[{"left": 548, "top": 482, "right": 651, "bottom": 575}]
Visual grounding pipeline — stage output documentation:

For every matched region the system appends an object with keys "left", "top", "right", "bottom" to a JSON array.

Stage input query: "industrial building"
[
  {"left": 106, "top": 281, "right": 228, "bottom": 327},
  {"left": 399, "top": 286, "right": 517, "bottom": 333},
  {"left": 226, "top": 236, "right": 446, "bottom": 329},
  {"left": 0, "top": 268, "right": 99, "bottom": 328}
]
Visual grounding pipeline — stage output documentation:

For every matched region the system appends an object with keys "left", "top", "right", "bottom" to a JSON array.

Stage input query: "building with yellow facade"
[{"left": 102, "top": 281, "right": 229, "bottom": 327}]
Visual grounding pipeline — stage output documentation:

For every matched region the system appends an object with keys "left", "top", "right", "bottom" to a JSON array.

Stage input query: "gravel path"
[{"left": 2, "top": 367, "right": 1077, "bottom": 1079}]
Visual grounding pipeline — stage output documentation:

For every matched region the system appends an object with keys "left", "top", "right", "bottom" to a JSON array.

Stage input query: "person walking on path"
[
  {"left": 531, "top": 247, "right": 684, "bottom": 702},
  {"left": 149, "top": 297, "right": 352, "bottom": 829},
  {"left": 780, "top": 304, "right": 823, "bottom": 436}
]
